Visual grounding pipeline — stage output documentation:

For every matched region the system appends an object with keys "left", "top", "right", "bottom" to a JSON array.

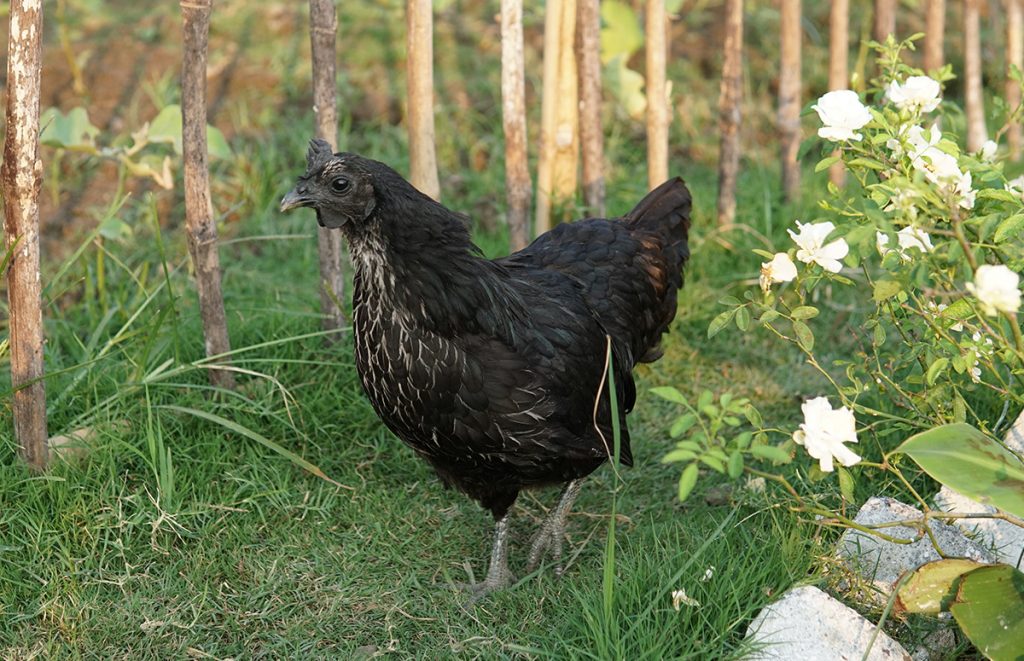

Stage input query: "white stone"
[
  {"left": 838, "top": 497, "right": 995, "bottom": 594},
  {"left": 744, "top": 585, "right": 911, "bottom": 660},
  {"left": 934, "top": 409, "right": 1024, "bottom": 568}
]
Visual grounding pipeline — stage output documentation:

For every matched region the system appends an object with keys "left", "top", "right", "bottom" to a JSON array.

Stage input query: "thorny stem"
[
  {"left": 744, "top": 467, "right": 804, "bottom": 506},
  {"left": 1010, "top": 312, "right": 1024, "bottom": 355},
  {"left": 950, "top": 207, "right": 978, "bottom": 272}
]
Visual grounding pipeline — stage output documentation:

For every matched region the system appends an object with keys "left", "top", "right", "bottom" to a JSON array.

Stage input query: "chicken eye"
[{"left": 330, "top": 177, "right": 351, "bottom": 194}]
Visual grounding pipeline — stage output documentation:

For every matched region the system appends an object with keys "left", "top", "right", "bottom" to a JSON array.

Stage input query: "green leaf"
[
  {"left": 708, "top": 309, "right": 736, "bottom": 339},
  {"left": 847, "top": 156, "right": 886, "bottom": 171},
  {"left": 896, "top": 423, "right": 1024, "bottom": 518},
  {"left": 735, "top": 306, "right": 751, "bottom": 331},
  {"left": 662, "top": 448, "right": 697, "bottom": 463},
  {"left": 146, "top": 104, "right": 233, "bottom": 159},
  {"left": 40, "top": 106, "right": 100, "bottom": 153},
  {"left": 206, "top": 126, "right": 234, "bottom": 160},
  {"left": 670, "top": 413, "right": 697, "bottom": 437},
  {"left": 926, "top": 357, "right": 949, "bottom": 386},
  {"left": 678, "top": 462, "right": 699, "bottom": 501},
  {"left": 727, "top": 450, "right": 744, "bottom": 478},
  {"left": 750, "top": 444, "right": 791, "bottom": 464},
  {"left": 896, "top": 559, "right": 988, "bottom": 614},
  {"left": 873, "top": 323, "right": 886, "bottom": 347},
  {"left": 744, "top": 404, "right": 762, "bottom": 428},
  {"left": 697, "top": 389, "right": 714, "bottom": 409},
  {"left": 600, "top": 0, "right": 643, "bottom": 63},
  {"left": 759, "top": 309, "right": 781, "bottom": 324},
  {"left": 603, "top": 55, "right": 646, "bottom": 120},
  {"left": 815, "top": 155, "right": 841, "bottom": 173},
  {"left": 700, "top": 454, "right": 726, "bottom": 473},
  {"left": 158, "top": 405, "right": 339, "bottom": 485},
  {"left": 950, "top": 565, "right": 1024, "bottom": 660},
  {"left": 873, "top": 279, "right": 903, "bottom": 302},
  {"left": 790, "top": 306, "right": 819, "bottom": 320},
  {"left": 792, "top": 320, "right": 814, "bottom": 352},
  {"left": 994, "top": 212, "right": 1024, "bottom": 244},
  {"left": 650, "top": 386, "right": 686, "bottom": 404},
  {"left": 837, "top": 465, "right": 855, "bottom": 501}
]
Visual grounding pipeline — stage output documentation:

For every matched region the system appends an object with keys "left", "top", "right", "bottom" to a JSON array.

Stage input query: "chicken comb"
[{"left": 305, "top": 138, "right": 335, "bottom": 172}]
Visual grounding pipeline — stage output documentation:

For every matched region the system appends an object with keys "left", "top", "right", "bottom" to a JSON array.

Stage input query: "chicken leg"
[
  {"left": 525, "top": 479, "right": 582, "bottom": 576},
  {"left": 463, "top": 514, "right": 515, "bottom": 603}
]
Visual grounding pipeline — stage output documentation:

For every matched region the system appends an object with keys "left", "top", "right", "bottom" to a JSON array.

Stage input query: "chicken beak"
[{"left": 280, "top": 188, "right": 311, "bottom": 213}]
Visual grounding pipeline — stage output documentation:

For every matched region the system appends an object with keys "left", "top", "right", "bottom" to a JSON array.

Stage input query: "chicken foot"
[
  {"left": 525, "top": 479, "right": 582, "bottom": 576},
  {"left": 461, "top": 514, "right": 515, "bottom": 603}
]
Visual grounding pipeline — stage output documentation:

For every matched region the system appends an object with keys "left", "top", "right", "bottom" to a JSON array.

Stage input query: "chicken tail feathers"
[{"left": 624, "top": 177, "right": 692, "bottom": 242}]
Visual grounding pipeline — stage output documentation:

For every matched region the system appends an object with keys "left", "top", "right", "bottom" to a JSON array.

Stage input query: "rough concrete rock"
[
  {"left": 744, "top": 585, "right": 910, "bottom": 660},
  {"left": 934, "top": 409, "right": 1024, "bottom": 568},
  {"left": 839, "top": 497, "right": 995, "bottom": 593}
]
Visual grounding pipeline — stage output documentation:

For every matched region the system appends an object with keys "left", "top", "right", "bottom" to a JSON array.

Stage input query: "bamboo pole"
[
  {"left": 716, "top": 0, "right": 743, "bottom": 226},
  {"left": 406, "top": 0, "right": 440, "bottom": 200},
  {"left": 577, "top": 0, "right": 605, "bottom": 216},
  {"left": 536, "top": 0, "right": 563, "bottom": 234},
  {"left": 181, "top": 0, "right": 235, "bottom": 391},
  {"left": 873, "top": 0, "right": 896, "bottom": 42},
  {"left": 1008, "top": 0, "right": 1023, "bottom": 159},
  {"left": 3, "top": 0, "right": 48, "bottom": 469},
  {"left": 779, "top": 0, "right": 802, "bottom": 203},
  {"left": 309, "top": 0, "right": 347, "bottom": 337},
  {"left": 924, "top": 0, "right": 946, "bottom": 72},
  {"left": 646, "top": 0, "right": 669, "bottom": 190},
  {"left": 964, "top": 0, "right": 988, "bottom": 152},
  {"left": 829, "top": 0, "right": 849, "bottom": 188},
  {"left": 502, "top": 0, "right": 532, "bottom": 250},
  {"left": 551, "top": 0, "right": 579, "bottom": 219}
]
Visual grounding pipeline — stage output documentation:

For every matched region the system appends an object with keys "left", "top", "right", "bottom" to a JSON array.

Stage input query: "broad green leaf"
[
  {"left": 678, "top": 462, "right": 699, "bottom": 501},
  {"left": 650, "top": 386, "right": 686, "bottom": 404},
  {"left": 40, "top": 106, "right": 100, "bottom": 152},
  {"left": 950, "top": 565, "right": 1024, "bottom": 660},
  {"left": 727, "top": 450, "right": 744, "bottom": 478},
  {"left": 207, "top": 126, "right": 234, "bottom": 160},
  {"left": 697, "top": 390, "right": 714, "bottom": 409},
  {"left": 837, "top": 465, "right": 855, "bottom": 501},
  {"left": 815, "top": 155, "right": 841, "bottom": 173},
  {"left": 792, "top": 320, "right": 814, "bottom": 352},
  {"left": 790, "top": 306, "right": 819, "bottom": 320},
  {"left": 670, "top": 413, "right": 697, "bottom": 437},
  {"left": 146, "top": 104, "right": 233, "bottom": 159},
  {"left": 750, "top": 444, "right": 791, "bottom": 464},
  {"left": 603, "top": 55, "right": 646, "bottom": 119},
  {"left": 994, "top": 212, "right": 1024, "bottom": 244},
  {"left": 662, "top": 448, "right": 697, "bottom": 463},
  {"left": 896, "top": 423, "right": 1024, "bottom": 518},
  {"left": 735, "top": 306, "right": 751, "bottom": 331},
  {"left": 977, "top": 188, "right": 1021, "bottom": 204},
  {"left": 847, "top": 156, "right": 886, "bottom": 170},
  {"left": 873, "top": 279, "right": 902, "bottom": 302},
  {"left": 926, "top": 357, "right": 949, "bottom": 386},
  {"left": 600, "top": 0, "right": 643, "bottom": 63},
  {"left": 744, "top": 404, "right": 762, "bottom": 428},
  {"left": 896, "top": 559, "right": 988, "bottom": 614},
  {"left": 700, "top": 454, "right": 725, "bottom": 473}
]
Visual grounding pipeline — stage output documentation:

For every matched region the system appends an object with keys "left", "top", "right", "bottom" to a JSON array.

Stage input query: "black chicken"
[{"left": 281, "top": 140, "right": 691, "bottom": 598}]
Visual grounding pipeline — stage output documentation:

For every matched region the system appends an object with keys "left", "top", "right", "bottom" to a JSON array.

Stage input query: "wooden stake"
[
  {"left": 716, "top": 0, "right": 743, "bottom": 226},
  {"left": 964, "top": 0, "right": 988, "bottom": 152},
  {"left": 551, "top": 0, "right": 579, "bottom": 217},
  {"left": 829, "top": 0, "right": 849, "bottom": 188},
  {"left": 181, "top": 0, "right": 235, "bottom": 391},
  {"left": 406, "top": 0, "right": 440, "bottom": 200},
  {"left": 577, "top": 0, "right": 605, "bottom": 217},
  {"left": 924, "top": 0, "right": 946, "bottom": 72},
  {"left": 873, "top": 0, "right": 896, "bottom": 42},
  {"left": 501, "top": 0, "right": 532, "bottom": 250},
  {"left": 309, "top": 0, "right": 346, "bottom": 337},
  {"left": 779, "top": 0, "right": 802, "bottom": 203},
  {"left": 3, "top": 0, "right": 48, "bottom": 469},
  {"left": 1007, "top": 0, "right": 1023, "bottom": 160},
  {"left": 646, "top": 0, "right": 669, "bottom": 190},
  {"left": 535, "top": 0, "right": 560, "bottom": 235}
]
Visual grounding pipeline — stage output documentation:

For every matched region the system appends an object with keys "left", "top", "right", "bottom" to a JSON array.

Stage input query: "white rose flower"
[
  {"left": 926, "top": 301, "right": 964, "bottom": 332},
  {"left": 979, "top": 140, "right": 998, "bottom": 162},
  {"left": 787, "top": 221, "right": 849, "bottom": 273},
  {"left": 813, "top": 90, "right": 873, "bottom": 142},
  {"left": 966, "top": 264, "right": 1022, "bottom": 316},
  {"left": 759, "top": 252, "right": 798, "bottom": 292},
  {"left": 883, "top": 189, "right": 918, "bottom": 220},
  {"left": 1006, "top": 175, "right": 1024, "bottom": 199},
  {"left": 792, "top": 397, "right": 862, "bottom": 473},
  {"left": 876, "top": 226, "right": 934, "bottom": 261},
  {"left": 886, "top": 76, "right": 942, "bottom": 113}
]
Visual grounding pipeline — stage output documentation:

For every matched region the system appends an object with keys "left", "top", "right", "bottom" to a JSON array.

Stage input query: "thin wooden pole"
[
  {"left": 309, "top": 0, "right": 347, "bottom": 337},
  {"left": 873, "top": 0, "right": 896, "bottom": 42},
  {"left": 551, "top": 0, "right": 579, "bottom": 219},
  {"left": 964, "top": 0, "right": 988, "bottom": 152},
  {"left": 716, "top": 0, "right": 743, "bottom": 226},
  {"left": 924, "top": 0, "right": 946, "bottom": 72},
  {"left": 646, "top": 0, "right": 669, "bottom": 190},
  {"left": 779, "top": 0, "right": 802, "bottom": 203},
  {"left": 3, "top": 0, "right": 48, "bottom": 469},
  {"left": 1007, "top": 0, "right": 1023, "bottom": 159},
  {"left": 536, "top": 0, "right": 562, "bottom": 234},
  {"left": 502, "top": 0, "right": 532, "bottom": 250},
  {"left": 181, "top": 0, "right": 235, "bottom": 391},
  {"left": 406, "top": 0, "right": 440, "bottom": 200},
  {"left": 829, "top": 0, "right": 849, "bottom": 188},
  {"left": 577, "top": 0, "right": 605, "bottom": 217}
]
